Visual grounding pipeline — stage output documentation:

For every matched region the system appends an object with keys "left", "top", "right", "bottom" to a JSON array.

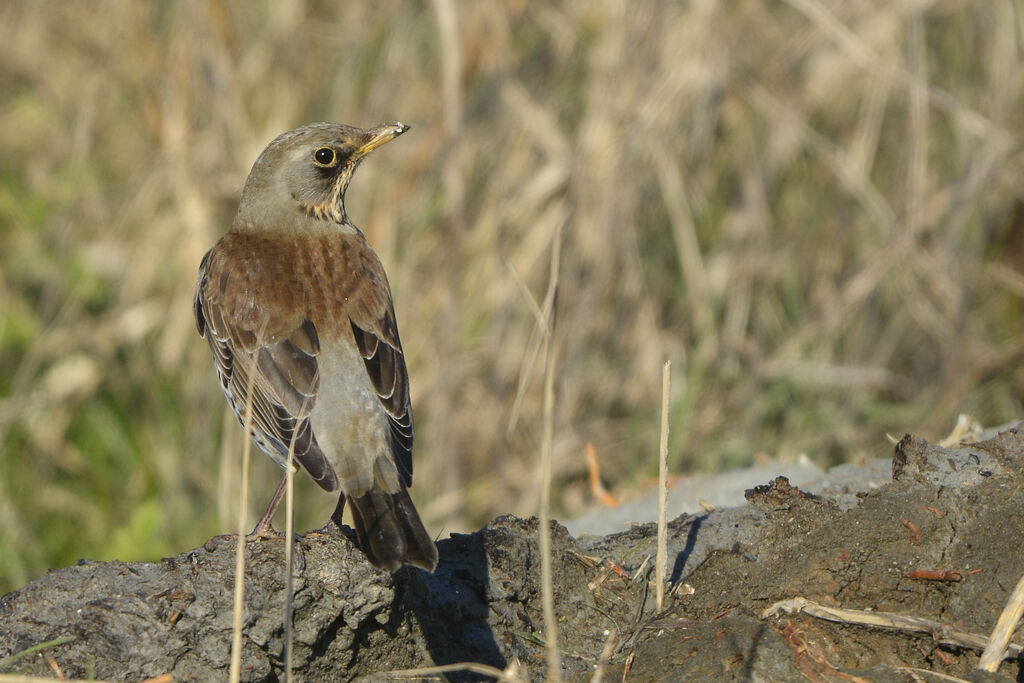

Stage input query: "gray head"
[{"left": 232, "top": 121, "right": 409, "bottom": 231}]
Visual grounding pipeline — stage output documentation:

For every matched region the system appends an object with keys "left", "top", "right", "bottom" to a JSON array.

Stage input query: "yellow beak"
[{"left": 355, "top": 122, "right": 410, "bottom": 158}]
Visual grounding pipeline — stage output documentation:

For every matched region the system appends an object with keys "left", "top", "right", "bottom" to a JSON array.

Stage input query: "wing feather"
[
  {"left": 349, "top": 319, "right": 413, "bottom": 486},
  {"left": 195, "top": 246, "right": 338, "bottom": 492},
  {"left": 347, "top": 250, "right": 414, "bottom": 487}
]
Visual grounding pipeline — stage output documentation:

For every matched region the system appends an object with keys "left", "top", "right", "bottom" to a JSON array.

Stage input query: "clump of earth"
[{"left": 2, "top": 425, "right": 1023, "bottom": 681}]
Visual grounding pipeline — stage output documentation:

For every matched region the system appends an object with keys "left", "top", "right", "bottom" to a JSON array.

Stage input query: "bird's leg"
[
  {"left": 248, "top": 473, "right": 289, "bottom": 540},
  {"left": 306, "top": 493, "right": 353, "bottom": 541},
  {"left": 330, "top": 492, "right": 346, "bottom": 528}
]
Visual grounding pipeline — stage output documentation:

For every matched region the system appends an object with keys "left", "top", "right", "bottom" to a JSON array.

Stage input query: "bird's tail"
[{"left": 346, "top": 487, "right": 438, "bottom": 572}]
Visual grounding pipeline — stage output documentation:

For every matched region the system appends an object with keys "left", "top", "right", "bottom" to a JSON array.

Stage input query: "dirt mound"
[{"left": 2, "top": 428, "right": 1023, "bottom": 681}]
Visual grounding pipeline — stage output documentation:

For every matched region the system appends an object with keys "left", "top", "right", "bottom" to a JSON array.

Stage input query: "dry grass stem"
[
  {"left": 425, "top": 0, "right": 468, "bottom": 529},
  {"left": 384, "top": 659, "right": 525, "bottom": 681},
  {"left": 977, "top": 572, "right": 1024, "bottom": 671},
  {"left": 0, "top": 637, "right": 75, "bottom": 672},
  {"left": 653, "top": 150, "right": 711, "bottom": 340},
  {"left": 285, "top": 462, "right": 294, "bottom": 682},
  {"left": 283, "top": 400, "right": 308, "bottom": 682},
  {"left": 896, "top": 668, "right": 973, "bottom": 683},
  {"left": 591, "top": 628, "right": 619, "bottom": 683},
  {"left": 0, "top": 677, "right": 171, "bottom": 683},
  {"left": 785, "top": 0, "right": 1004, "bottom": 140},
  {"left": 229, "top": 352, "right": 261, "bottom": 683},
  {"left": 539, "top": 221, "right": 563, "bottom": 682},
  {"left": 764, "top": 597, "right": 1023, "bottom": 660},
  {"left": 655, "top": 360, "right": 671, "bottom": 612}
]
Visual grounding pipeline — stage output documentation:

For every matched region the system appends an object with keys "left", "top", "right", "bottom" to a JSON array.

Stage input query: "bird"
[{"left": 194, "top": 122, "right": 438, "bottom": 572}]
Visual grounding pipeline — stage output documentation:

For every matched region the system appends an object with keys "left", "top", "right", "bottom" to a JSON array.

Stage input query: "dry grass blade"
[
  {"left": 506, "top": 205, "right": 568, "bottom": 436},
  {"left": 784, "top": 0, "right": 1004, "bottom": 140},
  {"left": 539, "top": 220, "right": 563, "bottom": 682},
  {"left": 0, "top": 637, "right": 75, "bottom": 672},
  {"left": 655, "top": 360, "right": 671, "bottom": 612},
  {"left": 0, "top": 676, "right": 172, "bottom": 683},
  {"left": 384, "top": 659, "right": 525, "bottom": 681},
  {"left": 430, "top": 0, "right": 464, "bottom": 219},
  {"left": 229, "top": 348, "right": 262, "bottom": 683},
  {"left": 653, "top": 150, "right": 710, "bottom": 340},
  {"left": 283, "top": 399, "right": 308, "bottom": 682},
  {"left": 285, "top": 458, "right": 294, "bottom": 682},
  {"left": 763, "top": 597, "right": 1023, "bottom": 660},
  {"left": 507, "top": 266, "right": 552, "bottom": 434},
  {"left": 896, "top": 668, "right": 972, "bottom": 683},
  {"left": 977, "top": 572, "right": 1024, "bottom": 671},
  {"left": 426, "top": 0, "right": 467, "bottom": 529},
  {"left": 590, "top": 628, "right": 619, "bottom": 683}
]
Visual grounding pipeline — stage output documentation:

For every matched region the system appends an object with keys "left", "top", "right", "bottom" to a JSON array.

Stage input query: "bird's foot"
[
  {"left": 207, "top": 533, "right": 238, "bottom": 544},
  {"left": 304, "top": 519, "right": 358, "bottom": 545},
  {"left": 247, "top": 516, "right": 283, "bottom": 541},
  {"left": 304, "top": 517, "right": 341, "bottom": 538}
]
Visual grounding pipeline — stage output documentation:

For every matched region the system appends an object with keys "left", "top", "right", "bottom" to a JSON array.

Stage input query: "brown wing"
[
  {"left": 347, "top": 250, "right": 414, "bottom": 487},
  {"left": 195, "top": 247, "right": 339, "bottom": 492}
]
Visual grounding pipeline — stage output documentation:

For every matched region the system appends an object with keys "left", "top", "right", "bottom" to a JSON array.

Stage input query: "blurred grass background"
[{"left": 2, "top": 0, "right": 1024, "bottom": 595}]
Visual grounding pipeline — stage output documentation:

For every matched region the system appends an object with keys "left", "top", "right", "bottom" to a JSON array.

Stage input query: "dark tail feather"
[{"left": 347, "top": 488, "right": 438, "bottom": 572}]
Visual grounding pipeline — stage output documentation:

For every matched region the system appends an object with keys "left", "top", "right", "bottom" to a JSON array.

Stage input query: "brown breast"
[{"left": 204, "top": 229, "right": 391, "bottom": 342}]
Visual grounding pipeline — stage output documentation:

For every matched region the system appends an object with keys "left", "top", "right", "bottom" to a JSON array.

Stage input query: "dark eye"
[{"left": 314, "top": 147, "right": 336, "bottom": 166}]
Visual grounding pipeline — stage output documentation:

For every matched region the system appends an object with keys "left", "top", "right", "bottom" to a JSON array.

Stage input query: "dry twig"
[
  {"left": 229, "top": 348, "right": 261, "bottom": 683},
  {"left": 385, "top": 659, "right": 526, "bottom": 681},
  {"left": 977, "top": 572, "right": 1024, "bottom": 671},
  {"left": 763, "top": 597, "right": 1023, "bottom": 660},
  {"left": 538, "top": 220, "right": 563, "bottom": 681},
  {"left": 591, "top": 629, "right": 619, "bottom": 683},
  {"left": 655, "top": 360, "right": 671, "bottom": 611}
]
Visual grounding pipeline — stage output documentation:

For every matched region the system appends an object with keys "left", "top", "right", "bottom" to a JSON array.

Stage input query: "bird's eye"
[{"left": 313, "top": 147, "right": 337, "bottom": 166}]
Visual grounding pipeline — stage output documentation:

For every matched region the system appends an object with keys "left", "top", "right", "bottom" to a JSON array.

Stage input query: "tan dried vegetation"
[{"left": 1, "top": 1, "right": 1023, "bottom": 594}]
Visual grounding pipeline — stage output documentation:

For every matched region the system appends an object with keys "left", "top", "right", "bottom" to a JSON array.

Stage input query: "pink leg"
[{"left": 248, "top": 473, "right": 289, "bottom": 539}]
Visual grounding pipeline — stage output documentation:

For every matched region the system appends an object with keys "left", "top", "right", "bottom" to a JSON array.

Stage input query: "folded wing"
[{"left": 194, "top": 248, "right": 339, "bottom": 492}]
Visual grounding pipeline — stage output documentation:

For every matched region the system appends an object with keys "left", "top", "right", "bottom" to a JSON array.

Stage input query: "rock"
[{"left": 3, "top": 427, "right": 1024, "bottom": 681}]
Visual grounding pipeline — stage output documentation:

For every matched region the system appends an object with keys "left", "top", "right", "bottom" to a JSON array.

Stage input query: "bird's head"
[{"left": 233, "top": 121, "right": 409, "bottom": 230}]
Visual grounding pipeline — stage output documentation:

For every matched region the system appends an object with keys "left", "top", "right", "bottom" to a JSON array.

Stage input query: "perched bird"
[{"left": 194, "top": 122, "right": 437, "bottom": 572}]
